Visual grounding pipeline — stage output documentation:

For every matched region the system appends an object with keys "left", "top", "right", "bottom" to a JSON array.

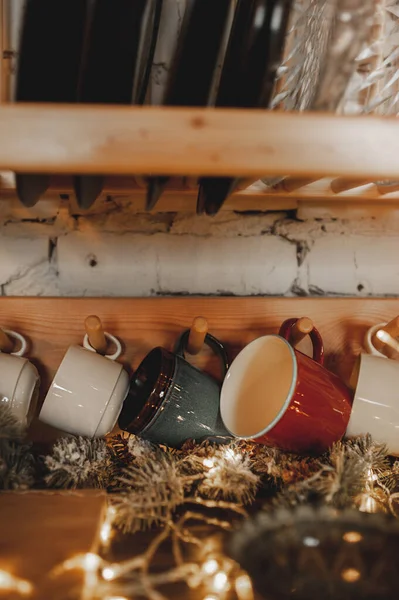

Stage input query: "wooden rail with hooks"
[{"left": 0, "top": 296, "right": 397, "bottom": 443}]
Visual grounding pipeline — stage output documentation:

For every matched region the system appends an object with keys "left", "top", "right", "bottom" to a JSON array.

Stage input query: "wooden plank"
[
  {"left": 5, "top": 173, "right": 399, "bottom": 216},
  {"left": 0, "top": 297, "right": 398, "bottom": 442},
  {"left": 0, "top": 491, "right": 106, "bottom": 600},
  {"left": 1, "top": 105, "right": 399, "bottom": 179}
]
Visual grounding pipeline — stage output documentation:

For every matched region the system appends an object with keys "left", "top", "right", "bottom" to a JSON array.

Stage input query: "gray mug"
[{"left": 118, "top": 331, "right": 230, "bottom": 447}]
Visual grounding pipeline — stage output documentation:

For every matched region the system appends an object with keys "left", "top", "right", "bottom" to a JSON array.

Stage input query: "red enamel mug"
[{"left": 220, "top": 318, "right": 353, "bottom": 454}]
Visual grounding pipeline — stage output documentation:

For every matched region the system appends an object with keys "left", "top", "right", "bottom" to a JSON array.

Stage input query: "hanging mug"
[
  {"left": 220, "top": 318, "right": 353, "bottom": 455},
  {"left": 118, "top": 330, "right": 230, "bottom": 448},
  {"left": 0, "top": 330, "right": 40, "bottom": 426},
  {"left": 39, "top": 332, "right": 129, "bottom": 437}
]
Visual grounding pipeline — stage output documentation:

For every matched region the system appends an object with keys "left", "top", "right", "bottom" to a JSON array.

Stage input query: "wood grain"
[
  {"left": 0, "top": 297, "right": 397, "bottom": 442},
  {"left": 0, "top": 491, "right": 106, "bottom": 600},
  {"left": 1, "top": 105, "right": 399, "bottom": 179}
]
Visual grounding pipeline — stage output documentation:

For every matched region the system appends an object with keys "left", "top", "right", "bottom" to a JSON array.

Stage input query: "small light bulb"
[
  {"left": 212, "top": 571, "right": 228, "bottom": 592},
  {"left": 343, "top": 531, "right": 363, "bottom": 544},
  {"left": 102, "top": 567, "right": 116, "bottom": 581},
  {"left": 341, "top": 568, "right": 361, "bottom": 583},
  {"left": 0, "top": 570, "right": 32, "bottom": 596},
  {"left": 83, "top": 553, "right": 102, "bottom": 572},
  {"left": 224, "top": 448, "right": 239, "bottom": 461},
  {"left": 203, "top": 458, "right": 215, "bottom": 469},
  {"left": 100, "top": 521, "right": 112, "bottom": 544},
  {"left": 202, "top": 559, "right": 219, "bottom": 575},
  {"left": 235, "top": 573, "right": 254, "bottom": 600}
]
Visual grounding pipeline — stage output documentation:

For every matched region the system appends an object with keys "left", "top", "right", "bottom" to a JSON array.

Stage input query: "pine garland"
[
  {"left": 0, "top": 405, "right": 35, "bottom": 491},
  {"left": 1, "top": 403, "right": 399, "bottom": 532}
]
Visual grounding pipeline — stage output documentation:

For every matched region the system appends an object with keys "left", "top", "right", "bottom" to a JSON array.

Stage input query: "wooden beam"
[{"left": 1, "top": 105, "right": 399, "bottom": 179}]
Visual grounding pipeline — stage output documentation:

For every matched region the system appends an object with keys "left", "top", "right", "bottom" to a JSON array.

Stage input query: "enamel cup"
[
  {"left": 220, "top": 318, "right": 353, "bottom": 454},
  {"left": 346, "top": 352, "right": 399, "bottom": 455},
  {"left": 0, "top": 330, "right": 40, "bottom": 426},
  {"left": 39, "top": 332, "right": 129, "bottom": 437},
  {"left": 118, "top": 330, "right": 230, "bottom": 448}
]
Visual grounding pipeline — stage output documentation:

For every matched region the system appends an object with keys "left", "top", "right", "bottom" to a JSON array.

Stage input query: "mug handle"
[
  {"left": 1, "top": 330, "right": 28, "bottom": 357},
  {"left": 279, "top": 318, "right": 324, "bottom": 365},
  {"left": 175, "top": 331, "right": 230, "bottom": 380},
  {"left": 83, "top": 332, "right": 122, "bottom": 361}
]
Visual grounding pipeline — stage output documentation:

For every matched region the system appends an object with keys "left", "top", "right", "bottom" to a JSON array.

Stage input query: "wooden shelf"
[{"left": 1, "top": 104, "right": 399, "bottom": 181}]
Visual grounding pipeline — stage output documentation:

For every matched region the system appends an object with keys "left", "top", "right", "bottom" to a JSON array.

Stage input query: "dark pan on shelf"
[
  {"left": 146, "top": 0, "right": 232, "bottom": 211},
  {"left": 15, "top": 0, "right": 89, "bottom": 207},
  {"left": 75, "top": 0, "right": 162, "bottom": 210},
  {"left": 197, "top": 0, "right": 293, "bottom": 216}
]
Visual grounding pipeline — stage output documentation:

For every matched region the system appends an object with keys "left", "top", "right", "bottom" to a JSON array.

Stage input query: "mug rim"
[
  {"left": 220, "top": 335, "right": 298, "bottom": 440},
  {"left": 118, "top": 346, "right": 176, "bottom": 434}
]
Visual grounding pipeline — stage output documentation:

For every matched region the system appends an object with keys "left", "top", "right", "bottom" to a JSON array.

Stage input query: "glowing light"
[
  {"left": 212, "top": 571, "right": 229, "bottom": 592},
  {"left": 102, "top": 567, "right": 116, "bottom": 581},
  {"left": 367, "top": 468, "right": 378, "bottom": 482},
  {"left": 203, "top": 596, "right": 218, "bottom": 600},
  {"left": 203, "top": 458, "right": 215, "bottom": 469},
  {"left": 100, "top": 520, "right": 112, "bottom": 544},
  {"left": 343, "top": 531, "right": 363, "bottom": 544},
  {"left": 235, "top": 573, "right": 254, "bottom": 600},
  {"left": 224, "top": 448, "right": 240, "bottom": 462},
  {"left": 341, "top": 568, "right": 361, "bottom": 583},
  {"left": 0, "top": 569, "right": 33, "bottom": 596},
  {"left": 303, "top": 536, "right": 319, "bottom": 547},
  {"left": 202, "top": 559, "right": 219, "bottom": 575},
  {"left": 105, "top": 597, "right": 128, "bottom": 600},
  {"left": 82, "top": 553, "right": 102, "bottom": 572},
  {"left": 51, "top": 553, "right": 102, "bottom": 577}
]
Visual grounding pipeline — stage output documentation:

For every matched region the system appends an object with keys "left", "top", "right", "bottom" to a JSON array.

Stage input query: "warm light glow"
[
  {"left": 235, "top": 573, "right": 254, "bottom": 600},
  {"left": 212, "top": 571, "right": 229, "bottom": 592},
  {"left": 105, "top": 597, "right": 128, "bottom": 600},
  {"left": 224, "top": 448, "right": 239, "bottom": 461},
  {"left": 0, "top": 569, "right": 33, "bottom": 596},
  {"left": 367, "top": 468, "right": 378, "bottom": 482},
  {"left": 202, "top": 559, "right": 219, "bottom": 575},
  {"left": 51, "top": 553, "right": 102, "bottom": 577},
  {"left": 83, "top": 553, "right": 102, "bottom": 572},
  {"left": 100, "top": 520, "right": 112, "bottom": 544},
  {"left": 341, "top": 568, "right": 361, "bottom": 583},
  {"left": 203, "top": 596, "right": 218, "bottom": 600},
  {"left": 102, "top": 567, "right": 116, "bottom": 581},
  {"left": 343, "top": 531, "right": 363, "bottom": 544},
  {"left": 203, "top": 458, "right": 215, "bottom": 469}
]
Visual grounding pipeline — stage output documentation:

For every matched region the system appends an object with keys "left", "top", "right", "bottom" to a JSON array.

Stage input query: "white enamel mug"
[
  {"left": 0, "top": 330, "right": 40, "bottom": 426},
  {"left": 346, "top": 353, "right": 399, "bottom": 455},
  {"left": 39, "top": 333, "right": 129, "bottom": 437}
]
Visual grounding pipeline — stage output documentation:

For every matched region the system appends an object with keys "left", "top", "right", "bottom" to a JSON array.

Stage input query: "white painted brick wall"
[{"left": 1, "top": 205, "right": 399, "bottom": 297}]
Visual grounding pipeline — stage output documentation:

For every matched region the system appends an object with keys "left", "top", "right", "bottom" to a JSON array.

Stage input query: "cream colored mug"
[
  {"left": 39, "top": 332, "right": 129, "bottom": 437},
  {"left": 0, "top": 330, "right": 40, "bottom": 426},
  {"left": 346, "top": 352, "right": 399, "bottom": 455}
]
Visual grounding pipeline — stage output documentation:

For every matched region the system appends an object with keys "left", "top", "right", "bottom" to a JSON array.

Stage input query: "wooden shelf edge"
[
  {"left": 4, "top": 173, "right": 399, "bottom": 215},
  {"left": 1, "top": 104, "right": 399, "bottom": 179}
]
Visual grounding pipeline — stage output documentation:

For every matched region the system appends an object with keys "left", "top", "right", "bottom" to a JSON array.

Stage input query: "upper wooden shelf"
[{"left": 1, "top": 104, "right": 399, "bottom": 180}]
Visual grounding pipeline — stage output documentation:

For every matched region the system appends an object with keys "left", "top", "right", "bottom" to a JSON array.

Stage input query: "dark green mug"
[{"left": 118, "top": 331, "right": 230, "bottom": 448}]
